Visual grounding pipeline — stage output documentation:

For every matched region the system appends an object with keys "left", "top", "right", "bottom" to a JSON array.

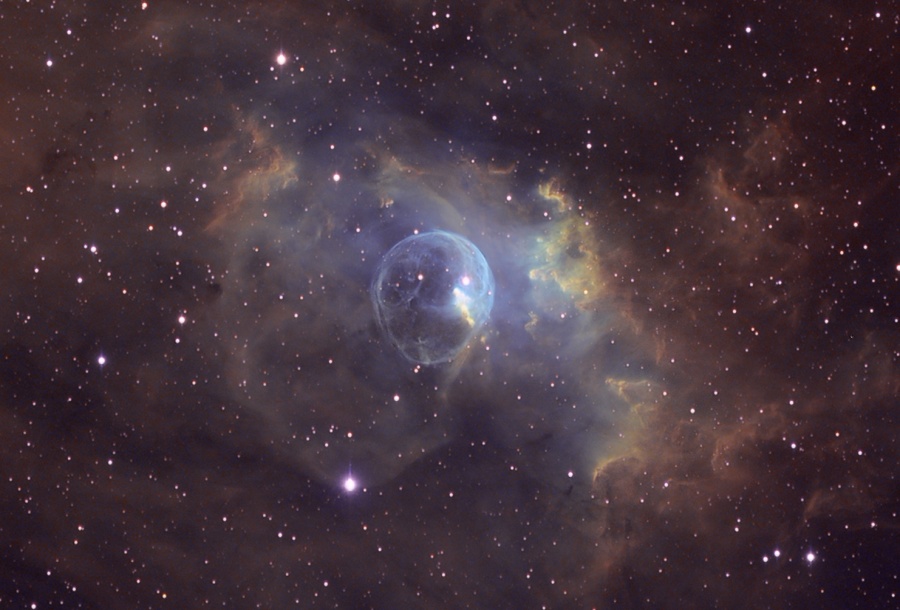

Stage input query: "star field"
[{"left": 0, "top": 1, "right": 897, "bottom": 608}]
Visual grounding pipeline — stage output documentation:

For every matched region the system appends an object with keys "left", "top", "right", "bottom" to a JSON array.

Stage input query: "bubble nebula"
[{"left": 371, "top": 231, "right": 494, "bottom": 365}]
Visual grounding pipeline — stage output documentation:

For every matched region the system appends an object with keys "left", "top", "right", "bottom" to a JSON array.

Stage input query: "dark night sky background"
[{"left": 1, "top": 1, "right": 897, "bottom": 608}]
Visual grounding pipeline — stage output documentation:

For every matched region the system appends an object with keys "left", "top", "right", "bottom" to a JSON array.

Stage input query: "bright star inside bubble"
[
  {"left": 805, "top": 551, "right": 815, "bottom": 563},
  {"left": 343, "top": 476, "right": 357, "bottom": 492},
  {"left": 276, "top": 52, "right": 287, "bottom": 66}
]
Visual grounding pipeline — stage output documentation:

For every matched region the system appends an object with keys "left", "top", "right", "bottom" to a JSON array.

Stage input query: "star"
[{"left": 342, "top": 476, "right": 357, "bottom": 493}]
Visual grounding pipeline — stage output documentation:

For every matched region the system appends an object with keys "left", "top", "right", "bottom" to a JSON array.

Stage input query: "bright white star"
[{"left": 343, "top": 476, "right": 357, "bottom": 492}]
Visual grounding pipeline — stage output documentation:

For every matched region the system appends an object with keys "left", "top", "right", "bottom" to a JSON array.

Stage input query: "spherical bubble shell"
[{"left": 371, "top": 231, "right": 495, "bottom": 365}]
